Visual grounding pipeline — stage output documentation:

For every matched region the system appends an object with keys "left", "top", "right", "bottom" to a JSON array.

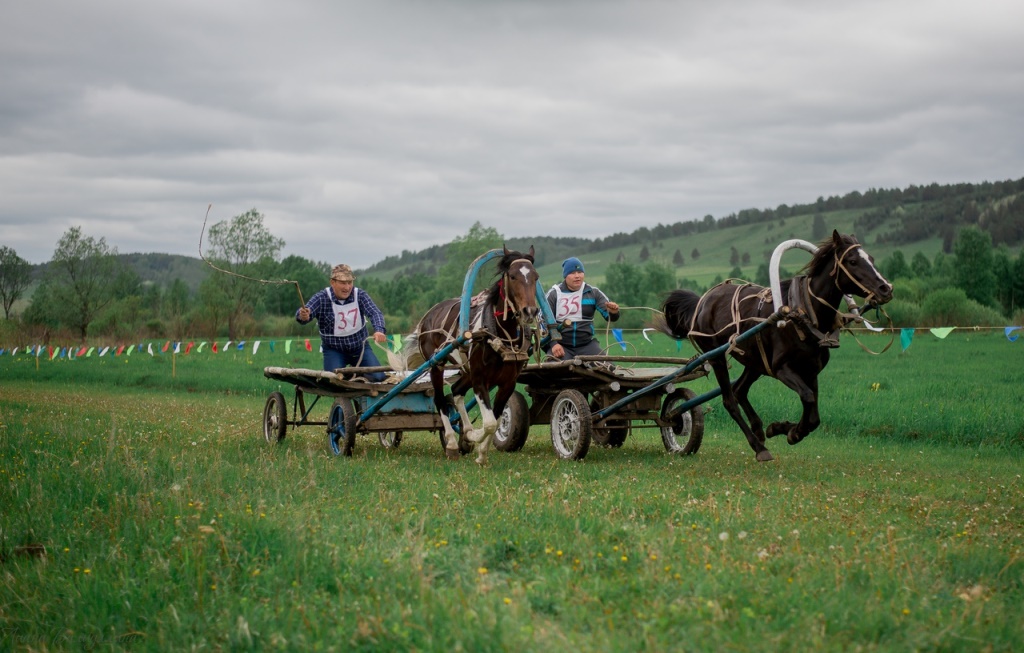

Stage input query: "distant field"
[{"left": 2, "top": 331, "right": 1022, "bottom": 650}]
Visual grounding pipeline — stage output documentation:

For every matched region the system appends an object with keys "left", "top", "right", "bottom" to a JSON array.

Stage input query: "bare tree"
[
  {"left": 201, "top": 208, "right": 285, "bottom": 339},
  {"left": 0, "top": 245, "right": 32, "bottom": 319}
]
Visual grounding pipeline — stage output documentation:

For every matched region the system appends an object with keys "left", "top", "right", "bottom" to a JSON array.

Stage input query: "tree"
[
  {"left": 639, "top": 245, "right": 650, "bottom": 262},
  {"left": 202, "top": 208, "right": 285, "bottom": 338},
  {"left": 672, "top": 249, "right": 684, "bottom": 266},
  {"left": 0, "top": 245, "right": 32, "bottom": 319},
  {"left": 431, "top": 222, "right": 504, "bottom": 302},
  {"left": 910, "top": 251, "right": 931, "bottom": 278},
  {"left": 953, "top": 226, "right": 995, "bottom": 307},
  {"left": 811, "top": 214, "right": 827, "bottom": 241},
  {"left": 690, "top": 248, "right": 700, "bottom": 261},
  {"left": 603, "top": 261, "right": 646, "bottom": 309},
  {"left": 42, "top": 227, "right": 126, "bottom": 341},
  {"left": 882, "top": 250, "right": 910, "bottom": 280},
  {"left": 264, "top": 255, "right": 330, "bottom": 315}
]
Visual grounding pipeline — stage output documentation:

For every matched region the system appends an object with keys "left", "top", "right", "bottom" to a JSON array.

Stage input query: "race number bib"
[
  {"left": 332, "top": 288, "right": 365, "bottom": 337},
  {"left": 553, "top": 286, "right": 585, "bottom": 322}
]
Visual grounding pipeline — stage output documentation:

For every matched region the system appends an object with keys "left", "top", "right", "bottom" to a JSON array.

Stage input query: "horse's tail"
[{"left": 654, "top": 289, "right": 701, "bottom": 340}]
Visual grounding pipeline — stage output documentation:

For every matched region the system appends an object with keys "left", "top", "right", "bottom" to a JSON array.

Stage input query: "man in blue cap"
[{"left": 546, "top": 256, "right": 620, "bottom": 359}]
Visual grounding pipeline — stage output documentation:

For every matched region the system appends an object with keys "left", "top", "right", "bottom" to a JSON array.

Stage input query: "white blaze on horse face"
[
  {"left": 856, "top": 247, "right": 888, "bottom": 284},
  {"left": 517, "top": 265, "right": 532, "bottom": 284}
]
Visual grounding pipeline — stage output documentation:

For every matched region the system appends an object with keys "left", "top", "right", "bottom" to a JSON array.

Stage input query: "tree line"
[{"left": 3, "top": 204, "right": 1024, "bottom": 347}]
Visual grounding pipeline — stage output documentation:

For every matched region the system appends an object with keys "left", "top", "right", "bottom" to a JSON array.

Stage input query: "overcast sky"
[{"left": 2, "top": 1, "right": 1022, "bottom": 268}]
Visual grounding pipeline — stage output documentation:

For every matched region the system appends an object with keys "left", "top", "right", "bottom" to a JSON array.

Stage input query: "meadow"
[{"left": 1, "top": 329, "right": 1022, "bottom": 651}]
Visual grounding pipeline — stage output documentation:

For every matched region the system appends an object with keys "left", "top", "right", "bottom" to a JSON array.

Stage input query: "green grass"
[{"left": 2, "top": 332, "right": 1023, "bottom": 651}]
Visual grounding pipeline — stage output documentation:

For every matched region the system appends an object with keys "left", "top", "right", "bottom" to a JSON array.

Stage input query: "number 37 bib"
[{"left": 332, "top": 288, "right": 365, "bottom": 337}]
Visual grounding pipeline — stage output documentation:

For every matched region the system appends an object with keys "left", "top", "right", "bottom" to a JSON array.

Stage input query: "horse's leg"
[
  {"left": 710, "top": 360, "right": 774, "bottom": 462},
  {"left": 453, "top": 394, "right": 481, "bottom": 444},
  {"left": 431, "top": 366, "right": 461, "bottom": 459},
  {"left": 768, "top": 366, "right": 820, "bottom": 445},
  {"left": 471, "top": 378, "right": 515, "bottom": 465},
  {"left": 732, "top": 367, "right": 766, "bottom": 443}
]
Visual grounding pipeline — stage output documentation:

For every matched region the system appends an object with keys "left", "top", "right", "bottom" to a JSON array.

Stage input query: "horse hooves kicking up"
[{"left": 755, "top": 450, "right": 774, "bottom": 462}]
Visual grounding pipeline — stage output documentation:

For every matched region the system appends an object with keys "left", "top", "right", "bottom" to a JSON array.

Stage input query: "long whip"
[{"left": 198, "top": 204, "right": 305, "bottom": 305}]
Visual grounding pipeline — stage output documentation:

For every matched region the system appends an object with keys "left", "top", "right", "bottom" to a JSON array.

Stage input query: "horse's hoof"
[
  {"left": 445, "top": 448, "right": 461, "bottom": 460},
  {"left": 755, "top": 450, "right": 774, "bottom": 462},
  {"left": 787, "top": 432, "right": 802, "bottom": 445}
]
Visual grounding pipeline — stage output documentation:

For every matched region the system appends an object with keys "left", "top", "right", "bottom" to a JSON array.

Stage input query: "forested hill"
[{"left": 361, "top": 177, "right": 1024, "bottom": 278}]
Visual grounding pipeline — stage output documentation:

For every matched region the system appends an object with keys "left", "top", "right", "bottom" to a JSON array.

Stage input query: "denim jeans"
[{"left": 323, "top": 342, "right": 386, "bottom": 381}]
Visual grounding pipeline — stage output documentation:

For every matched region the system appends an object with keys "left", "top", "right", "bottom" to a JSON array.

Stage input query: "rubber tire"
[
  {"left": 494, "top": 391, "right": 530, "bottom": 452},
  {"left": 328, "top": 399, "right": 358, "bottom": 457},
  {"left": 379, "top": 431, "right": 403, "bottom": 449},
  {"left": 660, "top": 388, "right": 704, "bottom": 455},
  {"left": 550, "top": 389, "right": 592, "bottom": 461},
  {"left": 593, "top": 420, "right": 628, "bottom": 448},
  {"left": 263, "top": 391, "right": 287, "bottom": 443}
]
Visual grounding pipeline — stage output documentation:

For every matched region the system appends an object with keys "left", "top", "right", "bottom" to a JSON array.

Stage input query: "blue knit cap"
[{"left": 562, "top": 257, "right": 585, "bottom": 278}]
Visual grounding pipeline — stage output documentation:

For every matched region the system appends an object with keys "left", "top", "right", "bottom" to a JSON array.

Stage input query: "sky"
[{"left": 2, "top": 1, "right": 1022, "bottom": 268}]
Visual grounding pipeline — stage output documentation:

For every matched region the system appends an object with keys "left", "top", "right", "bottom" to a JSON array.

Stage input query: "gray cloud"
[{"left": 2, "top": 1, "right": 1022, "bottom": 266}]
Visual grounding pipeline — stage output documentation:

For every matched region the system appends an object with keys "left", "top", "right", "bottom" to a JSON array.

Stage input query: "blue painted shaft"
[{"left": 593, "top": 312, "right": 783, "bottom": 420}]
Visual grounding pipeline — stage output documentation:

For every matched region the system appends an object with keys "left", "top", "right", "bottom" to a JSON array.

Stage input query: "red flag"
[
  {"left": 76, "top": 346, "right": 88, "bottom": 357},
  {"left": 116, "top": 345, "right": 125, "bottom": 355},
  {"left": 212, "top": 342, "right": 219, "bottom": 353},
  {"left": 185, "top": 341, "right": 194, "bottom": 354},
  {"left": 161, "top": 340, "right": 170, "bottom": 352},
  {"left": 305, "top": 339, "right": 312, "bottom": 351}
]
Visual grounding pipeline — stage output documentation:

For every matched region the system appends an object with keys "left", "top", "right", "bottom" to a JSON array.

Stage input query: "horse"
[
  {"left": 656, "top": 231, "right": 893, "bottom": 462},
  {"left": 416, "top": 246, "right": 540, "bottom": 464}
]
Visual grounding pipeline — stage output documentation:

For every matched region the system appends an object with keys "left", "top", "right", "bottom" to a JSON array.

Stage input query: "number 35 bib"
[{"left": 552, "top": 286, "right": 585, "bottom": 322}]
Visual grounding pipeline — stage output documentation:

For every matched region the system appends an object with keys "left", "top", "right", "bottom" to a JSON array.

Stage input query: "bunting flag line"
[
  {"left": 642, "top": 328, "right": 654, "bottom": 343},
  {"left": 127, "top": 345, "right": 135, "bottom": 356},
  {"left": 1007, "top": 326, "right": 1022, "bottom": 342},
  {"left": 237, "top": 341, "right": 245, "bottom": 351},
  {"left": 212, "top": 342, "right": 219, "bottom": 353},
  {"left": 929, "top": 327, "right": 955, "bottom": 339},
  {"left": 285, "top": 340, "right": 292, "bottom": 354},
  {"left": 148, "top": 343, "right": 154, "bottom": 356},
  {"left": 252, "top": 341, "right": 261, "bottom": 354},
  {"left": 197, "top": 341, "right": 207, "bottom": 353},
  {"left": 224, "top": 341, "right": 232, "bottom": 351},
  {"left": 173, "top": 342, "right": 181, "bottom": 354},
  {"left": 269, "top": 341, "right": 275, "bottom": 352},
  {"left": 98, "top": 346, "right": 109, "bottom": 357},
  {"left": 161, "top": 341, "right": 170, "bottom": 353},
  {"left": 305, "top": 339, "right": 312, "bottom": 352},
  {"left": 185, "top": 342, "right": 194, "bottom": 355},
  {"left": 900, "top": 328, "right": 914, "bottom": 352},
  {"left": 116, "top": 345, "right": 125, "bottom": 356}
]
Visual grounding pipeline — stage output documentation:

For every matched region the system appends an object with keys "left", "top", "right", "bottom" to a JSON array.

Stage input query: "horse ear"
[
  {"left": 528, "top": 245, "right": 535, "bottom": 259},
  {"left": 503, "top": 244, "right": 511, "bottom": 256},
  {"left": 832, "top": 230, "right": 842, "bottom": 246}
]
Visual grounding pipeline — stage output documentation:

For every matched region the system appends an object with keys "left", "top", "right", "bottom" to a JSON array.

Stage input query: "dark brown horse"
[
  {"left": 658, "top": 231, "right": 893, "bottom": 461},
  {"left": 417, "top": 246, "right": 540, "bottom": 464}
]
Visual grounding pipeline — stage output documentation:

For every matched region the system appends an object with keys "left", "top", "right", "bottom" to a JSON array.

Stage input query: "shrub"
[{"left": 919, "top": 288, "right": 1007, "bottom": 327}]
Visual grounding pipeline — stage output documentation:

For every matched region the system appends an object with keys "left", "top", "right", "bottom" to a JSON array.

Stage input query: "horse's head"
[
  {"left": 495, "top": 245, "right": 540, "bottom": 324},
  {"left": 825, "top": 230, "right": 894, "bottom": 307}
]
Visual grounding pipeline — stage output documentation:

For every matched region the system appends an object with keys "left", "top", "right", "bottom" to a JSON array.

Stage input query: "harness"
[{"left": 687, "top": 244, "right": 877, "bottom": 376}]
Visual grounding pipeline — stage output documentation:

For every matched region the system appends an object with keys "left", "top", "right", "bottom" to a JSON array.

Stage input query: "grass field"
[{"left": 1, "top": 330, "right": 1022, "bottom": 651}]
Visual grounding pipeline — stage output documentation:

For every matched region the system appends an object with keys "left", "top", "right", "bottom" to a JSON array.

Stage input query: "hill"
[{"left": 359, "top": 177, "right": 1024, "bottom": 287}]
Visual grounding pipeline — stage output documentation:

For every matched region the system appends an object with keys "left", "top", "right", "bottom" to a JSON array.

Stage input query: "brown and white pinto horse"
[
  {"left": 416, "top": 246, "right": 540, "bottom": 464},
  {"left": 658, "top": 231, "right": 893, "bottom": 461}
]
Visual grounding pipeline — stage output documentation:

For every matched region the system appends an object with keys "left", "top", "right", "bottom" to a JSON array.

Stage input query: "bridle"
[{"left": 829, "top": 243, "right": 887, "bottom": 308}]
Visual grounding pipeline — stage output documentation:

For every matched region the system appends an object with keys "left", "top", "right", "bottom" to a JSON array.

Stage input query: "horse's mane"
[
  {"left": 800, "top": 233, "right": 855, "bottom": 277},
  {"left": 486, "top": 248, "right": 535, "bottom": 306}
]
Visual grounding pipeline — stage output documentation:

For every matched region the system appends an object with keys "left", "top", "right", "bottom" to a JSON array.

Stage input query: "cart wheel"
[
  {"left": 550, "top": 389, "right": 592, "bottom": 460},
  {"left": 262, "top": 391, "right": 288, "bottom": 443},
  {"left": 379, "top": 431, "right": 403, "bottom": 449},
  {"left": 494, "top": 391, "right": 530, "bottom": 452},
  {"left": 660, "top": 388, "right": 704, "bottom": 455},
  {"left": 593, "top": 419, "right": 628, "bottom": 448},
  {"left": 328, "top": 399, "right": 358, "bottom": 457}
]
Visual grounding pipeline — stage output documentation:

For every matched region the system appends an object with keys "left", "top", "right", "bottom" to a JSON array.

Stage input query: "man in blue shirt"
[
  {"left": 296, "top": 264, "right": 388, "bottom": 381},
  {"left": 546, "top": 257, "right": 619, "bottom": 359}
]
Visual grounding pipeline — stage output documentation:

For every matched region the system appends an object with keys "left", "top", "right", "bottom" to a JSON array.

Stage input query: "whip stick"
[{"left": 199, "top": 204, "right": 305, "bottom": 305}]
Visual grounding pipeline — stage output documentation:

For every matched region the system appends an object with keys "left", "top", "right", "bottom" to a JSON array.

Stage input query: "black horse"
[
  {"left": 416, "top": 246, "right": 540, "bottom": 464},
  {"left": 657, "top": 231, "right": 893, "bottom": 461}
]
